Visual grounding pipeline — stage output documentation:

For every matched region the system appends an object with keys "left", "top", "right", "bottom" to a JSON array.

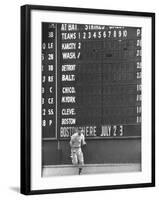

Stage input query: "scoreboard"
[{"left": 42, "top": 23, "right": 141, "bottom": 139}]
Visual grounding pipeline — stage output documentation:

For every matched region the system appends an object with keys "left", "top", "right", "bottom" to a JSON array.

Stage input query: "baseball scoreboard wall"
[{"left": 41, "top": 22, "right": 141, "bottom": 171}]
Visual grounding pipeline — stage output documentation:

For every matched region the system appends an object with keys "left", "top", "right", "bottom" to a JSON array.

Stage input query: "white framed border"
[{"left": 31, "top": 9, "right": 152, "bottom": 191}]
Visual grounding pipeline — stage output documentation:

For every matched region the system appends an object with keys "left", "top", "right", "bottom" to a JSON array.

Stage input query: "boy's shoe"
[{"left": 79, "top": 167, "right": 82, "bottom": 175}]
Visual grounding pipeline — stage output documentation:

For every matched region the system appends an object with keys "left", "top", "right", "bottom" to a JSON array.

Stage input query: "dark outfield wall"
[{"left": 42, "top": 139, "right": 141, "bottom": 165}]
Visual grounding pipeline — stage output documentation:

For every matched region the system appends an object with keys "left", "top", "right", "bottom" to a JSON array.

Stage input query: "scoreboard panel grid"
[{"left": 42, "top": 22, "right": 141, "bottom": 139}]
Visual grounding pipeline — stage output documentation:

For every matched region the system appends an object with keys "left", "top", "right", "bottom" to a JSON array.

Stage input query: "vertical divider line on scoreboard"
[
  {"left": 55, "top": 23, "right": 58, "bottom": 140},
  {"left": 56, "top": 23, "right": 62, "bottom": 153},
  {"left": 41, "top": 22, "right": 43, "bottom": 175},
  {"left": 101, "top": 45, "right": 104, "bottom": 133}
]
